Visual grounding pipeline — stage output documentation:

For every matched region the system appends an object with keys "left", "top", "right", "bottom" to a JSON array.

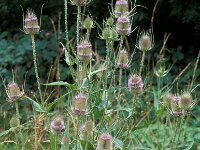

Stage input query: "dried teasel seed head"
[
  {"left": 24, "top": 9, "right": 40, "bottom": 35},
  {"left": 162, "top": 93, "right": 172, "bottom": 108},
  {"left": 50, "top": 116, "right": 65, "bottom": 134},
  {"left": 116, "top": 16, "right": 131, "bottom": 36},
  {"left": 96, "top": 133, "right": 113, "bottom": 150},
  {"left": 114, "top": 0, "right": 129, "bottom": 18},
  {"left": 117, "top": 49, "right": 129, "bottom": 69},
  {"left": 77, "top": 40, "right": 93, "bottom": 63},
  {"left": 7, "top": 82, "right": 23, "bottom": 103},
  {"left": 179, "top": 93, "right": 192, "bottom": 110},
  {"left": 128, "top": 74, "right": 143, "bottom": 92},
  {"left": 71, "top": 94, "right": 87, "bottom": 115},
  {"left": 138, "top": 30, "right": 153, "bottom": 52}
]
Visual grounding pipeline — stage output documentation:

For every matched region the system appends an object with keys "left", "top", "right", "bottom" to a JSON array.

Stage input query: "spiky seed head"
[
  {"left": 10, "top": 115, "right": 20, "bottom": 127},
  {"left": 116, "top": 16, "right": 131, "bottom": 36},
  {"left": 24, "top": 9, "right": 40, "bottom": 35},
  {"left": 138, "top": 31, "right": 153, "bottom": 52},
  {"left": 128, "top": 74, "right": 143, "bottom": 92},
  {"left": 61, "top": 136, "right": 70, "bottom": 147},
  {"left": 77, "top": 41, "right": 93, "bottom": 63},
  {"left": 70, "top": 0, "right": 88, "bottom": 6},
  {"left": 83, "top": 16, "right": 93, "bottom": 29},
  {"left": 102, "top": 28, "right": 119, "bottom": 41},
  {"left": 50, "top": 116, "right": 65, "bottom": 134},
  {"left": 7, "top": 82, "right": 23, "bottom": 103},
  {"left": 71, "top": 94, "right": 87, "bottom": 115},
  {"left": 117, "top": 49, "right": 129, "bottom": 69},
  {"left": 179, "top": 93, "right": 192, "bottom": 110},
  {"left": 96, "top": 133, "right": 113, "bottom": 150},
  {"left": 106, "top": 17, "right": 115, "bottom": 26},
  {"left": 84, "top": 120, "right": 94, "bottom": 131},
  {"left": 162, "top": 93, "right": 172, "bottom": 108},
  {"left": 114, "top": 0, "right": 129, "bottom": 18}
]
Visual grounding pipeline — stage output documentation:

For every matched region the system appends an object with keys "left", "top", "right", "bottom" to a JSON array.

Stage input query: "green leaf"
[
  {"left": 43, "top": 81, "right": 77, "bottom": 90},
  {"left": 80, "top": 140, "right": 94, "bottom": 150},
  {"left": 117, "top": 108, "right": 132, "bottom": 120},
  {"left": 50, "top": 131, "right": 56, "bottom": 150},
  {"left": 60, "top": 42, "right": 73, "bottom": 66},
  {"left": 0, "top": 125, "right": 23, "bottom": 137},
  {"left": 25, "top": 97, "right": 45, "bottom": 112},
  {"left": 113, "top": 138, "right": 124, "bottom": 149}
]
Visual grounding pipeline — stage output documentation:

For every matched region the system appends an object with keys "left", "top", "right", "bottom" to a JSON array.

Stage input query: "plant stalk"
[
  {"left": 31, "top": 34, "right": 43, "bottom": 103},
  {"left": 139, "top": 51, "right": 146, "bottom": 75}
]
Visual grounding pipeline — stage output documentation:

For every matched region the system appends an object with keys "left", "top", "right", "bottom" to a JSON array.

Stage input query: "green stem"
[
  {"left": 170, "top": 117, "right": 178, "bottom": 150},
  {"left": 119, "top": 68, "right": 122, "bottom": 92},
  {"left": 119, "top": 35, "right": 124, "bottom": 51},
  {"left": 64, "top": 0, "right": 70, "bottom": 51},
  {"left": 139, "top": 51, "right": 146, "bottom": 76},
  {"left": 31, "top": 34, "right": 43, "bottom": 103},
  {"left": 175, "top": 117, "right": 183, "bottom": 149},
  {"left": 15, "top": 102, "right": 24, "bottom": 149},
  {"left": 75, "top": 116, "right": 79, "bottom": 150},
  {"left": 76, "top": 6, "right": 81, "bottom": 88},
  {"left": 15, "top": 102, "right": 20, "bottom": 123}
]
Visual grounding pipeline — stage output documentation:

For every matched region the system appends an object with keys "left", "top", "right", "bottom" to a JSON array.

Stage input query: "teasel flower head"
[
  {"left": 116, "top": 16, "right": 131, "bottom": 36},
  {"left": 83, "top": 16, "right": 93, "bottom": 30},
  {"left": 106, "top": 17, "right": 115, "bottom": 26},
  {"left": 114, "top": 0, "right": 129, "bottom": 18},
  {"left": 70, "top": 0, "right": 90, "bottom": 6},
  {"left": 162, "top": 92, "right": 172, "bottom": 108},
  {"left": 154, "top": 56, "right": 171, "bottom": 77},
  {"left": 128, "top": 74, "right": 143, "bottom": 92},
  {"left": 179, "top": 93, "right": 192, "bottom": 110},
  {"left": 80, "top": 120, "right": 94, "bottom": 140},
  {"left": 10, "top": 115, "right": 20, "bottom": 127},
  {"left": 80, "top": 124, "right": 93, "bottom": 140},
  {"left": 101, "top": 28, "right": 119, "bottom": 42},
  {"left": 96, "top": 133, "right": 113, "bottom": 150},
  {"left": 24, "top": 9, "right": 40, "bottom": 35},
  {"left": 137, "top": 30, "right": 154, "bottom": 52},
  {"left": 77, "top": 40, "right": 93, "bottom": 63},
  {"left": 61, "top": 136, "right": 70, "bottom": 148},
  {"left": 50, "top": 116, "right": 65, "bottom": 134},
  {"left": 71, "top": 94, "right": 87, "bottom": 115},
  {"left": 170, "top": 95, "right": 183, "bottom": 116},
  {"left": 6, "top": 82, "right": 24, "bottom": 103},
  {"left": 84, "top": 120, "right": 94, "bottom": 131},
  {"left": 117, "top": 48, "right": 129, "bottom": 69}
]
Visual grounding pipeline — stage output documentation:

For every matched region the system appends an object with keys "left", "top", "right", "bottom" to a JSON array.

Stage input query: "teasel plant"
[
  {"left": 137, "top": 29, "right": 154, "bottom": 76},
  {"left": 22, "top": 7, "right": 46, "bottom": 150},
  {"left": 23, "top": 8, "right": 43, "bottom": 103},
  {"left": 5, "top": 81, "right": 25, "bottom": 149}
]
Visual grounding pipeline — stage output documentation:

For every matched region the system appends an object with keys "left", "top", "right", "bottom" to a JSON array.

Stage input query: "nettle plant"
[{"left": 0, "top": 0, "right": 199, "bottom": 149}]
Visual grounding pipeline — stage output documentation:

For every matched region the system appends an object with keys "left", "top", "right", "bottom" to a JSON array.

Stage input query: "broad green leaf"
[
  {"left": 113, "top": 138, "right": 124, "bottom": 149},
  {"left": 50, "top": 131, "right": 56, "bottom": 150},
  {"left": 44, "top": 81, "right": 77, "bottom": 90},
  {"left": 25, "top": 97, "right": 45, "bottom": 112}
]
